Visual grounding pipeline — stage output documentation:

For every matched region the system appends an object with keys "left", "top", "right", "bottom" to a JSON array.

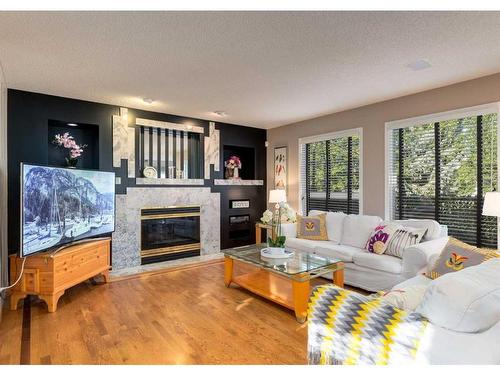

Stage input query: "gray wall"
[{"left": 267, "top": 72, "right": 500, "bottom": 217}]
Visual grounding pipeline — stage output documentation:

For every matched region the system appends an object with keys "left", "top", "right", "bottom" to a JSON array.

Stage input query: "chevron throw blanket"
[{"left": 308, "top": 285, "right": 428, "bottom": 365}]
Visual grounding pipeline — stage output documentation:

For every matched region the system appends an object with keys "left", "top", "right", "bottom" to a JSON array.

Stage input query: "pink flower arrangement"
[
  {"left": 53, "top": 132, "right": 87, "bottom": 160},
  {"left": 225, "top": 155, "right": 241, "bottom": 169}
]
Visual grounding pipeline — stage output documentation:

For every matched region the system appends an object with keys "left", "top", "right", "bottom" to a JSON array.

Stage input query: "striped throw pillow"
[{"left": 385, "top": 227, "right": 427, "bottom": 258}]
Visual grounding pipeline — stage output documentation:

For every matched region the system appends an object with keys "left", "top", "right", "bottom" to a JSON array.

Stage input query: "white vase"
[{"left": 234, "top": 167, "right": 239, "bottom": 179}]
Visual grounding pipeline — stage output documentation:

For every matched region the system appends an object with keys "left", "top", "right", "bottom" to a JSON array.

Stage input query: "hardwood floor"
[{"left": 0, "top": 261, "right": 315, "bottom": 364}]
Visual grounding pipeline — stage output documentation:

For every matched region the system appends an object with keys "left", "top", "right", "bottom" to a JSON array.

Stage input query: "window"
[
  {"left": 386, "top": 105, "right": 499, "bottom": 247},
  {"left": 299, "top": 129, "right": 362, "bottom": 215}
]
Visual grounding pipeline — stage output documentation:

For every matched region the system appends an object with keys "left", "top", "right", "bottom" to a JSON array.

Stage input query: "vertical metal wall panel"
[
  {"left": 176, "top": 130, "right": 182, "bottom": 178},
  {"left": 152, "top": 128, "right": 158, "bottom": 173},
  {"left": 143, "top": 127, "right": 150, "bottom": 167},
  {"left": 168, "top": 129, "right": 174, "bottom": 178},
  {"left": 160, "top": 129, "right": 167, "bottom": 178},
  {"left": 183, "top": 131, "right": 189, "bottom": 178}
]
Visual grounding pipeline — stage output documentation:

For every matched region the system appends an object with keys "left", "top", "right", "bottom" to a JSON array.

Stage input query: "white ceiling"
[{"left": 1, "top": 11, "right": 500, "bottom": 129}]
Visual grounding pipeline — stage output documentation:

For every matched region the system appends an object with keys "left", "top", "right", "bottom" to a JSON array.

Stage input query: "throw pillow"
[
  {"left": 378, "top": 285, "right": 428, "bottom": 311},
  {"left": 365, "top": 223, "right": 402, "bottom": 254},
  {"left": 296, "top": 213, "right": 328, "bottom": 241},
  {"left": 426, "top": 237, "right": 500, "bottom": 279},
  {"left": 385, "top": 227, "right": 428, "bottom": 258}
]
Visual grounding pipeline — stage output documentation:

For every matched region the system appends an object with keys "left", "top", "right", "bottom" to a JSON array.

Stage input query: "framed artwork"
[{"left": 274, "top": 146, "right": 287, "bottom": 191}]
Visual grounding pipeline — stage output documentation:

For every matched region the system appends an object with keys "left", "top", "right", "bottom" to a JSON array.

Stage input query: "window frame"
[
  {"left": 384, "top": 102, "right": 500, "bottom": 246},
  {"left": 298, "top": 127, "right": 363, "bottom": 215}
]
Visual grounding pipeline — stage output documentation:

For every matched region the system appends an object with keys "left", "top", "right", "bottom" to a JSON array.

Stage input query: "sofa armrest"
[
  {"left": 402, "top": 236, "right": 448, "bottom": 277},
  {"left": 280, "top": 222, "right": 297, "bottom": 239}
]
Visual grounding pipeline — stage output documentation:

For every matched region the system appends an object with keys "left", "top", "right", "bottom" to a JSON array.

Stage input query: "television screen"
[{"left": 21, "top": 164, "right": 115, "bottom": 257}]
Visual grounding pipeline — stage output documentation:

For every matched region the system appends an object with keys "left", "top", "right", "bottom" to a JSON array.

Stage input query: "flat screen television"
[{"left": 21, "top": 163, "right": 116, "bottom": 257}]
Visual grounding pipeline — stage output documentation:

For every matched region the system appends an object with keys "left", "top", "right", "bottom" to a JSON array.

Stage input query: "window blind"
[
  {"left": 387, "top": 113, "right": 498, "bottom": 247},
  {"left": 300, "top": 133, "right": 360, "bottom": 215}
]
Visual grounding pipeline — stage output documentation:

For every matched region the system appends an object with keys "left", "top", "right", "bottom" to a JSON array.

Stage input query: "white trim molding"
[
  {"left": 384, "top": 103, "right": 500, "bottom": 246},
  {"left": 298, "top": 127, "right": 363, "bottom": 215}
]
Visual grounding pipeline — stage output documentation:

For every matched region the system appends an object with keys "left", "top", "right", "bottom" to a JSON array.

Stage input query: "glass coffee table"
[{"left": 223, "top": 244, "right": 344, "bottom": 323}]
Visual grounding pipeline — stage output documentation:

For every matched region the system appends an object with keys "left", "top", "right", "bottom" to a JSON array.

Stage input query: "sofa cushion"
[
  {"left": 341, "top": 214, "right": 382, "bottom": 248},
  {"left": 285, "top": 237, "right": 329, "bottom": 252},
  {"left": 392, "top": 274, "right": 432, "bottom": 290},
  {"left": 314, "top": 243, "right": 364, "bottom": 262},
  {"left": 308, "top": 210, "right": 346, "bottom": 244},
  {"left": 416, "top": 259, "right": 500, "bottom": 333},
  {"left": 427, "top": 237, "right": 500, "bottom": 279},
  {"left": 378, "top": 284, "right": 428, "bottom": 311},
  {"left": 296, "top": 213, "right": 328, "bottom": 240},
  {"left": 352, "top": 252, "right": 403, "bottom": 274}
]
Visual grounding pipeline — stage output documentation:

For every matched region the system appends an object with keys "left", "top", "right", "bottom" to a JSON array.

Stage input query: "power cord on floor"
[{"left": 0, "top": 256, "right": 27, "bottom": 293}]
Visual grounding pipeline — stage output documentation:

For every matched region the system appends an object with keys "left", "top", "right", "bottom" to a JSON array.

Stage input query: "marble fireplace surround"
[{"left": 112, "top": 187, "right": 220, "bottom": 270}]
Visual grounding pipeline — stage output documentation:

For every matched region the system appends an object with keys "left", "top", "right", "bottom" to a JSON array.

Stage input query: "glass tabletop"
[{"left": 223, "top": 244, "right": 342, "bottom": 277}]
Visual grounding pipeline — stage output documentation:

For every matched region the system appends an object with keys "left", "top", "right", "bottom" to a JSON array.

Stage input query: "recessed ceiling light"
[
  {"left": 407, "top": 59, "right": 431, "bottom": 71},
  {"left": 213, "top": 111, "right": 227, "bottom": 117},
  {"left": 67, "top": 123, "right": 78, "bottom": 127},
  {"left": 143, "top": 98, "right": 154, "bottom": 104}
]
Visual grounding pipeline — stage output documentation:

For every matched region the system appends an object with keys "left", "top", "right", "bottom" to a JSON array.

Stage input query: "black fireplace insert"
[{"left": 140, "top": 206, "right": 201, "bottom": 264}]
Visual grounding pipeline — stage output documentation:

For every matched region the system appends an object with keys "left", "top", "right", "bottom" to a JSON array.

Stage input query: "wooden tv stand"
[{"left": 9, "top": 238, "right": 111, "bottom": 312}]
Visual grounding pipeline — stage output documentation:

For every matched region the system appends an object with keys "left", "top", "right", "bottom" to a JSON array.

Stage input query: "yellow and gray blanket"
[{"left": 308, "top": 285, "right": 428, "bottom": 365}]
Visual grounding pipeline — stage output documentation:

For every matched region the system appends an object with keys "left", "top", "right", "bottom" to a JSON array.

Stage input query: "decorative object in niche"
[
  {"left": 225, "top": 155, "right": 241, "bottom": 179},
  {"left": 274, "top": 146, "right": 287, "bottom": 191},
  {"left": 52, "top": 132, "right": 87, "bottom": 168},
  {"left": 142, "top": 166, "right": 158, "bottom": 179}
]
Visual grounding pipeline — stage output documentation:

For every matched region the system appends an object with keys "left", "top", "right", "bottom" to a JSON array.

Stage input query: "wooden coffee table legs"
[
  {"left": 333, "top": 262, "right": 344, "bottom": 288},
  {"left": 224, "top": 257, "right": 233, "bottom": 287},
  {"left": 292, "top": 279, "right": 310, "bottom": 323}
]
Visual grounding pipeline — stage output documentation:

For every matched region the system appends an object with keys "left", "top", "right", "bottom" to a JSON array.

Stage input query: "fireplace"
[{"left": 141, "top": 205, "right": 201, "bottom": 264}]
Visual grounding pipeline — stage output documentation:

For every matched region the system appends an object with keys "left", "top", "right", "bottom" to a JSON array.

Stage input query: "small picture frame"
[
  {"left": 230, "top": 199, "right": 250, "bottom": 209},
  {"left": 274, "top": 146, "right": 287, "bottom": 191}
]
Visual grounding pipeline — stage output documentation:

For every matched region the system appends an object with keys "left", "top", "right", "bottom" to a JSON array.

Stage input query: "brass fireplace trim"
[
  {"left": 141, "top": 243, "right": 201, "bottom": 258},
  {"left": 141, "top": 212, "right": 200, "bottom": 220},
  {"left": 141, "top": 204, "right": 201, "bottom": 210}
]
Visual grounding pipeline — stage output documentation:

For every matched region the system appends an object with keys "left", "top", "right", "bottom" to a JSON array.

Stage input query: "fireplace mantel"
[{"left": 112, "top": 187, "right": 220, "bottom": 270}]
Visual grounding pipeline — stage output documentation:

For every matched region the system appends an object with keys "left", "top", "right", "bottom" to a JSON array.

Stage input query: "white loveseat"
[
  {"left": 281, "top": 210, "right": 447, "bottom": 291},
  {"left": 388, "top": 258, "right": 500, "bottom": 364}
]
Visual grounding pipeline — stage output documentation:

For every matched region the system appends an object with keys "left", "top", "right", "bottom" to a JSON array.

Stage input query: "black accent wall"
[{"left": 7, "top": 89, "right": 267, "bottom": 253}]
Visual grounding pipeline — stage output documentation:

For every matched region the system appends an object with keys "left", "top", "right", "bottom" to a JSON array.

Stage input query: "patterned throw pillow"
[
  {"left": 385, "top": 227, "right": 427, "bottom": 258},
  {"left": 296, "top": 213, "right": 328, "bottom": 240},
  {"left": 426, "top": 237, "right": 500, "bottom": 279},
  {"left": 365, "top": 223, "right": 402, "bottom": 254}
]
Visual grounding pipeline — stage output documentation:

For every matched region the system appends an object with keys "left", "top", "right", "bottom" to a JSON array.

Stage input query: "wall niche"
[
  {"left": 222, "top": 144, "right": 256, "bottom": 180},
  {"left": 47, "top": 120, "right": 99, "bottom": 170}
]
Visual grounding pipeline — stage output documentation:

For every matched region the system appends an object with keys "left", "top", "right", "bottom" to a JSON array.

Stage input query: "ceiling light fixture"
[
  {"left": 213, "top": 111, "right": 227, "bottom": 117},
  {"left": 143, "top": 97, "right": 154, "bottom": 104},
  {"left": 406, "top": 59, "right": 431, "bottom": 71},
  {"left": 67, "top": 123, "right": 78, "bottom": 127}
]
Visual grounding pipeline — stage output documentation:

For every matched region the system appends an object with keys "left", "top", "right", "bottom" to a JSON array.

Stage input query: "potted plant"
[
  {"left": 53, "top": 132, "right": 86, "bottom": 168},
  {"left": 260, "top": 201, "right": 296, "bottom": 254}
]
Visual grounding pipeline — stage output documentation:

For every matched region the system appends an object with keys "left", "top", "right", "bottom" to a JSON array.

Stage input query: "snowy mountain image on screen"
[{"left": 22, "top": 165, "right": 115, "bottom": 255}]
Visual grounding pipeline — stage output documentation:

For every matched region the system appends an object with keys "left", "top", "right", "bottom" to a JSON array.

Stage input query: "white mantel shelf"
[
  {"left": 136, "top": 178, "right": 205, "bottom": 185},
  {"left": 214, "top": 179, "right": 264, "bottom": 186}
]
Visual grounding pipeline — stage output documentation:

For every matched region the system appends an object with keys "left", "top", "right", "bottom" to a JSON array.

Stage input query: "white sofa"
[
  {"left": 281, "top": 210, "right": 447, "bottom": 291},
  {"left": 389, "top": 258, "right": 500, "bottom": 364}
]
